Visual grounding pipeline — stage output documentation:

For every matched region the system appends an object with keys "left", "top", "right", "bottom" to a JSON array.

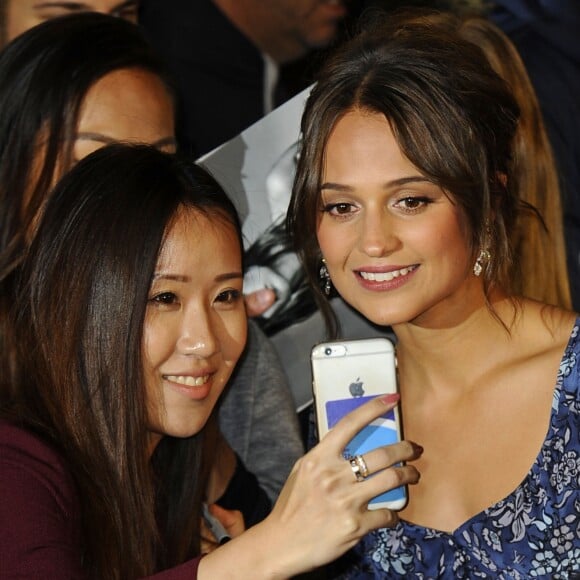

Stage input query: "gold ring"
[
  {"left": 349, "top": 454, "right": 369, "bottom": 482},
  {"left": 354, "top": 454, "right": 369, "bottom": 478}
]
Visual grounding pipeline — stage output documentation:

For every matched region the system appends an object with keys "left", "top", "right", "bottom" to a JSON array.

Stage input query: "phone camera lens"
[{"left": 324, "top": 347, "right": 332, "bottom": 356}]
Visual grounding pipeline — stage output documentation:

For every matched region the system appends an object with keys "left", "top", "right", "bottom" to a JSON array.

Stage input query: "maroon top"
[{"left": 0, "top": 420, "right": 202, "bottom": 579}]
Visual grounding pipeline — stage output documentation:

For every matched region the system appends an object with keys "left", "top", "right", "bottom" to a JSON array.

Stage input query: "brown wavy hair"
[
  {"left": 455, "top": 16, "right": 571, "bottom": 308},
  {"left": 287, "top": 11, "right": 521, "bottom": 336}
]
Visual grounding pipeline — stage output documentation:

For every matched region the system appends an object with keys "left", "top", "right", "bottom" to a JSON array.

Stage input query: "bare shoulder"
[{"left": 513, "top": 300, "right": 577, "bottom": 358}]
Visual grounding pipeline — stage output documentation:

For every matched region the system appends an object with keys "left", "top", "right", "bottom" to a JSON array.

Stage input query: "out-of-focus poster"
[{"left": 199, "top": 87, "right": 386, "bottom": 411}]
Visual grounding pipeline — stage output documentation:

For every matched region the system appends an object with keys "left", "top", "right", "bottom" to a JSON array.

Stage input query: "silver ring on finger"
[{"left": 349, "top": 454, "right": 369, "bottom": 482}]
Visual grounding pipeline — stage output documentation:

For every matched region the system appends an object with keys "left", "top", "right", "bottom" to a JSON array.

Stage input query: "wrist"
[{"left": 198, "top": 519, "right": 294, "bottom": 580}]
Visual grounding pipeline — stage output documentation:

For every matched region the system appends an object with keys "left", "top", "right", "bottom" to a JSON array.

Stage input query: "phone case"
[{"left": 311, "top": 337, "right": 407, "bottom": 510}]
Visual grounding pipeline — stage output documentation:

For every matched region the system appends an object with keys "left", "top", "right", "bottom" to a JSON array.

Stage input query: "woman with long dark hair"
[
  {"left": 0, "top": 144, "right": 421, "bottom": 578},
  {"left": 0, "top": 12, "right": 304, "bottom": 515}
]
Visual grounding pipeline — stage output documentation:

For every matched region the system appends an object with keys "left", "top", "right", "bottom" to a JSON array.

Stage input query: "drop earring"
[
  {"left": 474, "top": 220, "right": 493, "bottom": 277},
  {"left": 473, "top": 249, "right": 491, "bottom": 277},
  {"left": 319, "top": 259, "right": 332, "bottom": 296}
]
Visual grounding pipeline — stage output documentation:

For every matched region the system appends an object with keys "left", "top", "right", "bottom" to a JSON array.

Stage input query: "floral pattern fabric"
[{"left": 334, "top": 320, "right": 580, "bottom": 579}]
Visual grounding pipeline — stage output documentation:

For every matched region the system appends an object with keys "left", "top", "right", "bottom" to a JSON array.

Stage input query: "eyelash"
[
  {"left": 150, "top": 292, "right": 177, "bottom": 306},
  {"left": 215, "top": 289, "right": 242, "bottom": 305},
  {"left": 320, "top": 202, "right": 357, "bottom": 217},
  {"left": 395, "top": 196, "right": 433, "bottom": 213},
  {"left": 321, "top": 196, "right": 433, "bottom": 218},
  {"left": 148, "top": 289, "right": 242, "bottom": 308}
]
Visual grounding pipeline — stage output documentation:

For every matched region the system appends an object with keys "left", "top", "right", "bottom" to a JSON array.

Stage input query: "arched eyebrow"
[
  {"left": 153, "top": 272, "right": 243, "bottom": 283},
  {"left": 321, "top": 176, "right": 432, "bottom": 192}
]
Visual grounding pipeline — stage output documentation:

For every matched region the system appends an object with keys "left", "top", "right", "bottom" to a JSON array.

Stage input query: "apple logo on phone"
[{"left": 349, "top": 377, "right": 364, "bottom": 397}]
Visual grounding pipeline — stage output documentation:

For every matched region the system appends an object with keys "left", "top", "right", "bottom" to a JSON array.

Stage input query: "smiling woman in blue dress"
[{"left": 287, "top": 12, "right": 580, "bottom": 578}]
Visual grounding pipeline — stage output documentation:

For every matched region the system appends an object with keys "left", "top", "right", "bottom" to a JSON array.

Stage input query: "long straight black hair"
[{"left": 10, "top": 144, "right": 243, "bottom": 578}]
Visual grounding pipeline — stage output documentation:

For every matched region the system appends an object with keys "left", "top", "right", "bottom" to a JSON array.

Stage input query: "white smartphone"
[{"left": 311, "top": 337, "right": 407, "bottom": 511}]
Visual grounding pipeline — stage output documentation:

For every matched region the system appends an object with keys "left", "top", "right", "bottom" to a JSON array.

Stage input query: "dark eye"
[
  {"left": 402, "top": 197, "right": 422, "bottom": 209},
  {"left": 151, "top": 292, "right": 177, "bottom": 305},
  {"left": 322, "top": 202, "right": 356, "bottom": 216},
  {"left": 396, "top": 196, "right": 432, "bottom": 213},
  {"left": 215, "top": 289, "right": 242, "bottom": 305}
]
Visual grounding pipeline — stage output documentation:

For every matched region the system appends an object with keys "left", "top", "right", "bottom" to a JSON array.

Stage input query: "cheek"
[
  {"left": 317, "top": 218, "right": 352, "bottom": 263},
  {"left": 142, "top": 317, "right": 174, "bottom": 370},
  {"left": 220, "top": 312, "right": 247, "bottom": 364},
  {"left": 425, "top": 216, "right": 473, "bottom": 277},
  {"left": 437, "top": 216, "right": 471, "bottom": 258}
]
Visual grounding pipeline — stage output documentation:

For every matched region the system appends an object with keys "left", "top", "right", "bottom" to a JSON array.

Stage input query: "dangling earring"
[
  {"left": 319, "top": 259, "right": 332, "bottom": 296},
  {"left": 473, "top": 249, "right": 491, "bottom": 277},
  {"left": 474, "top": 219, "right": 492, "bottom": 277}
]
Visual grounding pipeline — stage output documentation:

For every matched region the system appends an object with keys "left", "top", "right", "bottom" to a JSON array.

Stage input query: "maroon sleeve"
[
  {"left": 0, "top": 421, "right": 86, "bottom": 579},
  {"left": 142, "top": 557, "right": 203, "bottom": 579},
  {"left": 0, "top": 422, "right": 202, "bottom": 579}
]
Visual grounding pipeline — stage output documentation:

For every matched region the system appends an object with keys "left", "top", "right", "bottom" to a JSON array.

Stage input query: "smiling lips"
[
  {"left": 164, "top": 374, "right": 210, "bottom": 387},
  {"left": 359, "top": 265, "right": 418, "bottom": 282}
]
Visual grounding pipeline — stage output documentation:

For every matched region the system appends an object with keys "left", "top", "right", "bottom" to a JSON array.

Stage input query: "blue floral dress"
[{"left": 332, "top": 320, "right": 580, "bottom": 579}]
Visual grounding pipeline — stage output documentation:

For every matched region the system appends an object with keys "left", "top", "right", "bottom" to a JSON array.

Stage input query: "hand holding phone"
[{"left": 311, "top": 337, "right": 407, "bottom": 510}]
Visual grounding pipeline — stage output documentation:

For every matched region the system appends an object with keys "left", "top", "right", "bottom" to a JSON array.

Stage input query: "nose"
[
  {"left": 176, "top": 305, "right": 219, "bottom": 358},
  {"left": 359, "top": 207, "right": 400, "bottom": 258}
]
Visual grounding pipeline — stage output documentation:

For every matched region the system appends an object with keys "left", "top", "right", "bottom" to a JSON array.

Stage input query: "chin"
[
  {"left": 351, "top": 300, "right": 411, "bottom": 328},
  {"left": 165, "top": 417, "right": 210, "bottom": 440}
]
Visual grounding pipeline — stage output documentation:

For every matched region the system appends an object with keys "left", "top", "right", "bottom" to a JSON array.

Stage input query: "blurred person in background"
[
  {"left": 0, "top": 0, "right": 139, "bottom": 46},
  {"left": 139, "top": 0, "right": 351, "bottom": 157}
]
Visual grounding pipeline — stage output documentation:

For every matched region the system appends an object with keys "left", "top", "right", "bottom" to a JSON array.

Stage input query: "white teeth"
[
  {"left": 360, "top": 266, "right": 416, "bottom": 282},
  {"left": 165, "top": 375, "right": 209, "bottom": 387}
]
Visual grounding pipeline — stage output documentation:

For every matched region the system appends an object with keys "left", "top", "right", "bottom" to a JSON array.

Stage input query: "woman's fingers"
[
  {"left": 208, "top": 504, "right": 245, "bottom": 539},
  {"left": 353, "top": 463, "right": 420, "bottom": 507},
  {"left": 350, "top": 440, "right": 423, "bottom": 478},
  {"left": 222, "top": 414, "right": 423, "bottom": 577},
  {"left": 358, "top": 503, "right": 400, "bottom": 532},
  {"left": 320, "top": 393, "right": 400, "bottom": 452}
]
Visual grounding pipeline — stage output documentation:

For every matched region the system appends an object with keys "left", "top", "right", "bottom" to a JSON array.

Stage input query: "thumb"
[{"left": 208, "top": 503, "right": 245, "bottom": 538}]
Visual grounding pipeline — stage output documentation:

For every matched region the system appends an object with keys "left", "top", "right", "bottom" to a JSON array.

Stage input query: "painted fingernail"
[
  {"left": 379, "top": 393, "right": 400, "bottom": 405},
  {"left": 411, "top": 442, "right": 424, "bottom": 456}
]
